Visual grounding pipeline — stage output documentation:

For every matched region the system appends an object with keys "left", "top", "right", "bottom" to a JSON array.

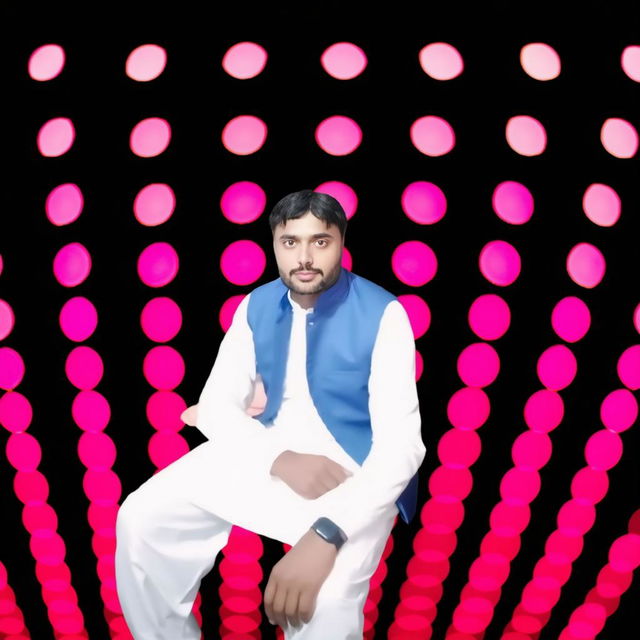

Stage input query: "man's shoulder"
[{"left": 349, "top": 270, "right": 397, "bottom": 303}]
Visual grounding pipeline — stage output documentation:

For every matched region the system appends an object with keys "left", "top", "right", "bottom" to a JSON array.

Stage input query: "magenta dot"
[
  {"left": 125, "top": 44, "right": 167, "bottom": 81},
  {"left": 584, "top": 430, "right": 623, "bottom": 470},
  {"left": 566, "top": 243, "right": 606, "bottom": 288},
  {"left": 457, "top": 343, "right": 500, "bottom": 387},
  {"left": 482, "top": 530, "right": 524, "bottom": 561},
  {"left": 468, "top": 294, "right": 511, "bottom": 340},
  {"left": 582, "top": 183, "right": 621, "bottom": 227},
  {"left": 397, "top": 294, "right": 430, "bottom": 339},
  {"left": 0, "top": 299, "right": 15, "bottom": 341},
  {"left": 37, "top": 117, "right": 75, "bottom": 156},
  {"left": 524, "top": 389, "right": 564, "bottom": 433},
  {"left": 521, "top": 582, "right": 560, "bottom": 614},
  {"left": 617, "top": 345, "right": 640, "bottom": 390},
  {"left": 83, "top": 468, "right": 122, "bottom": 504},
  {"left": 621, "top": 46, "right": 640, "bottom": 82},
  {"left": 220, "top": 240, "right": 266, "bottom": 285},
  {"left": 520, "top": 43, "right": 561, "bottom": 80},
  {"left": 569, "top": 603, "right": 607, "bottom": 636},
  {"left": 512, "top": 431, "right": 552, "bottom": 470},
  {"left": 137, "top": 242, "right": 179, "bottom": 287},
  {"left": 537, "top": 344, "right": 577, "bottom": 390},
  {"left": 46, "top": 183, "right": 84, "bottom": 226},
  {"left": 220, "top": 182, "right": 266, "bottom": 224},
  {"left": 219, "top": 295, "right": 246, "bottom": 332},
  {"left": 469, "top": 554, "right": 510, "bottom": 590},
  {"left": 320, "top": 42, "right": 367, "bottom": 80},
  {"left": 0, "top": 347, "right": 25, "bottom": 390},
  {"left": 14, "top": 470, "right": 49, "bottom": 504},
  {"left": 551, "top": 297, "right": 591, "bottom": 343},
  {"left": 421, "top": 496, "right": 465, "bottom": 534},
  {"left": 500, "top": 468, "right": 541, "bottom": 506},
  {"left": 143, "top": 346, "right": 185, "bottom": 390},
  {"left": 147, "top": 391, "right": 187, "bottom": 432},
  {"left": 571, "top": 467, "right": 609, "bottom": 505},
  {"left": 53, "top": 243, "right": 92, "bottom": 287},
  {"left": 28, "top": 44, "right": 65, "bottom": 81},
  {"left": 141, "top": 297, "right": 182, "bottom": 342},
  {"left": 30, "top": 531, "right": 66, "bottom": 564},
  {"left": 492, "top": 181, "right": 534, "bottom": 224},
  {"left": 65, "top": 346, "right": 103, "bottom": 390},
  {"left": 544, "top": 531, "right": 584, "bottom": 564},
  {"left": 429, "top": 466, "right": 473, "bottom": 500},
  {"left": 490, "top": 502, "right": 531, "bottom": 536},
  {"left": 134, "top": 184, "right": 175, "bottom": 226},
  {"left": 59, "top": 297, "right": 98, "bottom": 342},
  {"left": 479, "top": 240, "right": 521, "bottom": 286},
  {"left": 418, "top": 42, "right": 464, "bottom": 80},
  {"left": 506, "top": 116, "right": 547, "bottom": 156},
  {"left": 0, "top": 391, "right": 33, "bottom": 433},
  {"left": 148, "top": 431, "right": 190, "bottom": 469},
  {"left": 596, "top": 564, "right": 633, "bottom": 597},
  {"left": 600, "top": 388, "right": 638, "bottom": 432},
  {"left": 71, "top": 390, "right": 111, "bottom": 432},
  {"left": 609, "top": 534, "right": 640, "bottom": 572},
  {"left": 447, "top": 387, "right": 490, "bottom": 431},
  {"left": 130, "top": 117, "right": 171, "bottom": 157},
  {"left": 315, "top": 115, "right": 362, "bottom": 156},
  {"left": 600, "top": 118, "right": 638, "bottom": 158},
  {"left": 437, "top": 429, "right": 482, "bottom": 468},
  {"left": 78, "top": 432, "right": 116, "bottom": 470},
  {"left": 222, "top": 41, "right": 268, "bottom": 79},
  {"left": 314, "top": 182, "right": 358, "bottom": 220},
  {"left": 222, "top": 115, "right": 268, "bottom": 155},
  {"left": 392, "top": 241, "right": 438, "bottom": 286},
  {"left": 558, "top": 499, "right": 596, "bottom": 536},
  {"left": 23, "top": 503, "right": 58, "bottom": 533},
  {"left": 6, "top": 433, "right": 42, "bottom": 471},
  {"left": 411, "top": 116, "right": 455, "bottom": 156},
  {"left": 401, "top": 181, "right": 447, "bottom": 224}
]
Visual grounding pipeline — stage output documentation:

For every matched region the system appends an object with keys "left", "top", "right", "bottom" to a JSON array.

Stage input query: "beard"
[{"left": 279, "top": 260, "right": 342, "bottom": 296}]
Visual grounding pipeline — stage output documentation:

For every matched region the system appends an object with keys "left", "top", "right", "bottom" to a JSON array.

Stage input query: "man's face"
[{"left": 272, "top": 211, "right": 344, "bottom": 297}]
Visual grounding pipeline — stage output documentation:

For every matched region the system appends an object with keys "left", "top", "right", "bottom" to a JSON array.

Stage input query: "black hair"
[{"left": 268, "top": 189, "right": 347, "bottom": 239}]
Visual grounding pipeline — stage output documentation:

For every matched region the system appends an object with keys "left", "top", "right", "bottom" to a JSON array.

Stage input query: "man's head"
[{"left": 269, "top": 190, "right": 347, "bottom": 305}]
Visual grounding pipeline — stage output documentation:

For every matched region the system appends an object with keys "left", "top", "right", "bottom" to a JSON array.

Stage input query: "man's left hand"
[{"left": 263, "top": 528, "right": 338, "bottom": 630}]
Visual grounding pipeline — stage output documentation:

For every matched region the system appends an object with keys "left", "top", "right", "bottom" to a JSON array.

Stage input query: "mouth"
[{"left": 295, "top": 271, "right": 319, "bottom": 280}]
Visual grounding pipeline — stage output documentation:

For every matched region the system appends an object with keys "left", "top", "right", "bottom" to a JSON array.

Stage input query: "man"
[{"left": 115, "top": 189, "right": 426, "bottom": 639}]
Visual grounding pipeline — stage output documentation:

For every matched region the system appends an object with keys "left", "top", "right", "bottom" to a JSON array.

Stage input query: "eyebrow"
[{"left": 278, "top": 233, "right": 334, "bottom": 240}]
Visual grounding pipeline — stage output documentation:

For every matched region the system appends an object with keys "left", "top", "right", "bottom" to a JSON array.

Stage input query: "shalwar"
[{"left": 115, "top": 288, "right": 424, "bottom": 639}]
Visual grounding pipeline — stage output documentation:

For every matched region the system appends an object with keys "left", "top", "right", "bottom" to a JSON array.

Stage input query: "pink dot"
[
  {"left": 596, "top": 564, "right": 632, "bottom": 597},
  {"left": 524, "top": 389, "right": 564, "bottom": 433},
  {"left": 30, "top": 531, "right": 66, "bottom": 564},
  {"left": 568, "top": 603, "right": 607, "bottom": 636},
  {"left": 469, "top": 554, "right": 510, "bottom": 590},
  {"left": 83, "top": 468, "right": 122, "bottom": 504},
  {"left": 600, "top": 118, "right": 638, "bottom": 158},
  {"left": 219, "top": 295, "right": 246, "bottom": 332},
  {"left": 314, "top": 182, "right": 358, "bottom": 220},
  {"left": 522, "top": 581, "right": 561, "bottom": 613},
  {"left": 46, "top": 183, "right": 84, "bottom": 226},
  {"left": 421, "top": 496, "right": 465, "bottom": 534},
  {"left": 397, "top": 294, "right": 430, "bottom": 339},
  {"left": 71, "top": 390, "right": 111, "bottom": 432},
  {"left": 512, "top": 431, "right": 552, "bottom": 470},
  {"left": 78, "top": 432, "right": 116, "bottom": 470},
  {"left": 411, "top": 116, "right": 455, "bottom": 156},
  {"left": 220, "top": 182, "right": 266, "bottom": 224},
  {"left": 500, "top": 468, "right": 541, "bottom": 506},
  {"left": 137, "top": 242, "right": 179, "bottom": 287},
  {"left": 635, "top": 303, "right": 640, "bottom": 334},
  {"left": 6, "top": 432, "right": 42, "bottom": 471},
  {"left": 447, "top": 387, "right": 490, "bottom": 431},
  {"left": 468, "top": 294, "right": 511, "bottom": 340},
  {"left": 490, "top": 502, "right": 531, "bottom": 536},
  {"left": 520, "top": 43, "right": 561, "bottom": 80},
  {"left": 600, "top": 388, "right": 638, "bottom": 432},
  {"left": 570, "top": 467, "right": 609, "bottom": 505},
  {"left": 149, "top": 431, "right": 190, "bottom": 469},
  {"left": 617, "top": 345, "right": 640, "bottom": 390},
  {"left": 222, "top": 42, "right": 268, "bottom": 79},
  {"left": 419, "top": 42, "right": 464, "bottom": 80},
  {"left": 392, "top": 241, "right": 437, "bottom": 287},
  {"left": 492, "top": 181, "right": 534, "bottom": 224},
  {"left": 23, "top": 503, "right": 58, "bottom": 533},
  {"left": 14, "top": 470, "right": 49, "bottom": 504},
  {"left": 143, "top": 346, "right": 185, "bottom": 390},
  {"left": 28, "top": 44, "right": 65, "bottom": 81},
  {"left": 582, "top": 183, "right": 621, "bottom": 227},
  {"left": 621, "top": 45, "right": 640, "bottom": 82},
  {"left": 222, "top": 115, "right": 268, "bottom": 155},
  {"left": 428, "top": 466, "right": 473, "bottom": 500},
  {"left": 37, "top": 117, "right": 75, "bottom": 157},
  {"left": 65, "top": 346, "right": 103, "bottom": 390},
  {"left": 220, "top": 240, "right": 266, "bottom": 285},
  {"left": 0, "top": 347, "right": 25, "bottom": 390},
  {"left": 130, "top": 117, "right": 171, "bottom": 157},
  {"left": 53, "top": 243, "right": 91, "bottom": 287},
  {"left": 59, "top": 297, "right": 98, "bottom": 342},
  {"left": 609, "top": 534, "right": 640, "bottom": 572},
  {"left": 147, "top": 391, "right": 187, "bottom": 432},
  {"left": 506, "top": 116, "right": 547, "bottom": 156},
  {"left": 134, "top": 184, "right": 176, "bottom": 226},
  {"left": 457, "top": 343, "right": 500, "bottom": 387},
  {"left": 537, "top": 344, "right": 577, "bottom": 390},
  {"left": 125, "top": 44, "right": 167, "bottom": 81},
  {"left": 0, "top": 391, "right": 32, "bottom": 433},
  {"left": 141, "top": 297, "right": 182, "bottom": 342},
  {"left": 321, "top": 42, "right": 367, "bottom": 80},
  {"left": 402, "top": 181, "right": 447, "bottom": 224},
  {"left": 544, "top": 531, "right": 584, "bottom": 565},
  {"left": 315, "top": 115, "right": 362, "bottom": 156},
  {"left": 437, "top": 428, "right": 482, "bottom": 468},
  {"left": 479, "top": 240, "right": 521, "bottom": 286},
  {"left": 566, "top": 243, "right": 605, "bottom": 288},
  {"left": 551, "top": 297, "right": 591, "bottom": 343},
  {"left": 584, "top": 430, "right": 623, "bottom": 470}
]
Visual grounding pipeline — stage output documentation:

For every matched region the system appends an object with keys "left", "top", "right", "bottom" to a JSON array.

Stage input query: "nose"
[{"left": 297, "top": 244, "right": 313, "bottom": 269}]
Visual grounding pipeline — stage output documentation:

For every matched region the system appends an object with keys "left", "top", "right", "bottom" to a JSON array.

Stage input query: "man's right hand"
[{"left": 270, "top": 451, "right": 354, "bottom": 500}]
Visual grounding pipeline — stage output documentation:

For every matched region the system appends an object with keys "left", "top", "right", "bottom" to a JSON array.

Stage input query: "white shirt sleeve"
[
  {"left": 195, "top": 293, "right": 288, "bottom": 477},
  {"left": 318, "top": 300, "right": 427, "bottom": 541}
]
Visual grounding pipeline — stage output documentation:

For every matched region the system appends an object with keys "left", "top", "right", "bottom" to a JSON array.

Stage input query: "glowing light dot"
[
  {"left": 28, "top": 44, "right": 65, "bottom": 81},
  {"left": 600, "top": 118, "right": 638, "bottom": 158},
  {"left": 492, "top": 181, "right": 534, "bottom": 224},
  {"left": 315, "top": 182, "right": 358, "bottom": 219},
  {"left": 220, "top": 182, "right": 266, "bottom": 224},
  {"left": 321, "top": 42, "right": 367, "bottom": 79},
  {"left": 315, "top": 116, "right": 363, "bottom": 156},
  {"left": 222, "top": 115, "right": 268, "bottom": 155},
  {"left": 520, "top": 43, "right": 561, "bottom": 80},
  {"left": 37, "top": 117, "right": 75, "bottom": 157},
  {"left": 479, "top": 240, "right": 521, "bottom": 286},
  {"left": 222, "top": 42, "right": 268, "bottom": 79},
  {"left": 411, "top": 116, "right": 455, "bottom": 156},
  {"left": 621, "top": 46, "right": 640, "bottom": 82},
  {"left": 566, "top": 243, "right": 605, "bottom": 288},
  {"left": 419, "top": 42, "right": 464, "bottom": 80},
  {"left": 506, "top": 116, "right": 547, "bottom": 156},
  {"left": 582, "top": 183, "right": 621, "bottom": 227},
  {"left": 126, "top": 44, "right": 167, "bottom": 81},
  {"left": 130, "top": 117, "right": 171, "bottom": 157}
]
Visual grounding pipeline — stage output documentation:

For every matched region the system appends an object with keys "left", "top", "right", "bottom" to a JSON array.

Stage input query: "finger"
[
  {"left": 298, "top": 589, "right": 316, "bottom": 624},
  {"left": 284, "top": 587, "right": 301, "bottom": 629},
  {"left": 263, "top": 576, "right": 278, "bottom": 625},
  {"left": 272, "top": 584, "right": 288, "bottom": 629}
]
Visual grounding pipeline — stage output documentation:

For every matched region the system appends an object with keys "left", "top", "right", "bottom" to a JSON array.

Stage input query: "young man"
[{"left": 115, "top": 189, "right": 426, "bottom": 639}]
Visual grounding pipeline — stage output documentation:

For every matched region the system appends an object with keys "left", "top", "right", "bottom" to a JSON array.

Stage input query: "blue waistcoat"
[{"left": 246, "top": 266, "right": 419, "bottom": 525}]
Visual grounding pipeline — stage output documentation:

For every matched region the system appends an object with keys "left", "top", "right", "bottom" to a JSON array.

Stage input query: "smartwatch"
[{"left": 310, "top": 517, "right": 348, "bottom": 551}]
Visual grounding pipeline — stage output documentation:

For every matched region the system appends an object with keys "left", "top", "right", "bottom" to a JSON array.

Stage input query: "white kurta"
[{"left": 193, "top": 287, "right": 426, "bottom": 546}]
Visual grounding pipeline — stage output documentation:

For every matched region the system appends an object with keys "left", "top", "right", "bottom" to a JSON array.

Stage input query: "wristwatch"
[{"left": 310, "top": 517, "right": 348, "bottom": 551}]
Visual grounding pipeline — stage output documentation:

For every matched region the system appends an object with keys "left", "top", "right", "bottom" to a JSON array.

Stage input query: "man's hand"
[
  {"left": 263, "top": 528, "right": 338, "bottom": 630},
  {"left": 270, "top": 451, "right": 353, "bottom": 499},
  {"left": 180, "top": 404, "right": 198, "bottom": 426}
]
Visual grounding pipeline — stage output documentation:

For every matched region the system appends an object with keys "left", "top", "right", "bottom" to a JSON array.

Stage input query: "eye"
[
  {"left": 283, "top": 239, "right": 295, "bottom": 247},
  {"left": 317, "top": 239, "right": 328, "bottom": 247}
]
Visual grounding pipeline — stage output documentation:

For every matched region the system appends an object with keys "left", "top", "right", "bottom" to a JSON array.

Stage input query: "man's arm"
[
  {"left": 316, "top": 299, "right": 426, "bottom": 541},
  {"left": 195, "top": 293, "right": 288, "bottom": 476}
]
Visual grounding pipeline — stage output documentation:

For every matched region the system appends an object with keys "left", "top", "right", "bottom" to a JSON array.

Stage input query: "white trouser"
[{"left": 114, "top": 440, "right": 399, "bottom": 639}]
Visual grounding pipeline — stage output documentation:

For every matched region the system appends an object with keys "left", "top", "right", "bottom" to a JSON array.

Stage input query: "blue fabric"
[{"left": 247, "top": 267, "right": 419, "bottom": 525}]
